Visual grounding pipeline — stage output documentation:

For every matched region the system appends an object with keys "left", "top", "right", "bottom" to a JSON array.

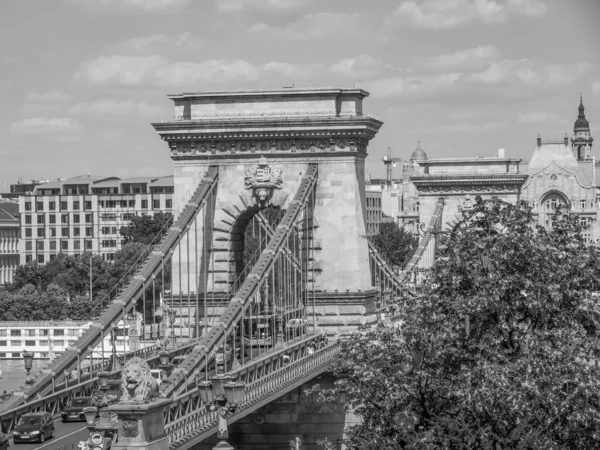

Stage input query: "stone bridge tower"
[{"left": 152, "top": 88, "right": 383, "bottom": 333}]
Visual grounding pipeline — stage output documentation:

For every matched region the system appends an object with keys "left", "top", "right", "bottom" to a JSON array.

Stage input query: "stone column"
[{"left": 108, "top": 398, "right": 171, "bottom": 450}]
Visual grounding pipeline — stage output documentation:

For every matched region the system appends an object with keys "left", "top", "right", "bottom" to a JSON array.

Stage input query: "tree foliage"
[
  {"left": 371, "top": 222, "right": 418, "bottom": 268},
  {"left": 314, "top": 197, "right": 600, "bottom": 449},
  {"left": 120, "top": 212, "right": 173, "bottom": 245}
]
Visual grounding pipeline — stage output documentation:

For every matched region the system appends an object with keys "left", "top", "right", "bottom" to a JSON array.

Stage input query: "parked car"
[
  {"left": 13, "top": 412, "right": 55, "bottom": 444},
  {"left": 92, "top": 380, "right": 122, "bottom": 405},
  {"left": 61, "top": 397, "right": 96, "bottom": 422}
]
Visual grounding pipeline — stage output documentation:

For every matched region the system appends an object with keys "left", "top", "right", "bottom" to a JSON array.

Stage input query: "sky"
[{"left": 1, "top": 0, "right": 599, "bottom": 189}]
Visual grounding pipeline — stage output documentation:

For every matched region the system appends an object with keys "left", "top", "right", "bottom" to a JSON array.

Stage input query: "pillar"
[{"left": 108, "top": 398, "right": 171, "bottom": 450}]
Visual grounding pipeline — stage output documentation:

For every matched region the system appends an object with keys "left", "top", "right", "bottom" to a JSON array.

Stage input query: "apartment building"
[
  {"left": 0, "top": 201, "right": 19, "bottom": 286},
  {"left": 18, "top": 174, "right": 173, "bottom": 265}
]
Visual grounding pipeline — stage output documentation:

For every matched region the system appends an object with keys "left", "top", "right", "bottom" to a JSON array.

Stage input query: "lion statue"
[{"left": 120, "top": 357, "right": 159, "bottom": 403}]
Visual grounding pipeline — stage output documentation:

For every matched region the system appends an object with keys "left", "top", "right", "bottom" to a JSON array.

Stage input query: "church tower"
[{"left": 571, "top": 95, "right": 593, "bottom": 160}]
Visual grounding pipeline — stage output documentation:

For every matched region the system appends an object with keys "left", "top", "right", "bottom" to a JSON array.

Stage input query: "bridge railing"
[
  {"left": 0, "top": 341, "right": 198, "bottom": 434},
  {"left": 164, "top": 333, "right": 338, "bottom": 448},
  {"left": 21, "top": 167, "right": 219, "bottom": 401},
  {"left": 161, "top": 164, "right": 319, "bottom": 398}
]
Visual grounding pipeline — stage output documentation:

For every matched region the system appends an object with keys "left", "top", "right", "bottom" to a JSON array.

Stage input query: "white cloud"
[
  {"left": 592, "top": 80, "right": 600, "bottom": 97},
  {"left": 264, "top": 61, "right": 323, "bottom": 79},
  {"left": 26, "top": 91, "right": 71, "bottom": 103},
  {"left": 115, "top": 33, "right": 203, "bottom": 54},
  {"left": 216, "top": 0, "right": 315, "bottom": 12},
  {"left": 518, "top": 111, "right": 560, "bottom": 123},
  {"left": 329, "top": 55, "right": 383, "bottom": 78},
  {"left": 413, "top": 46, "right": 498, "bottom": 72},
  {"left": 69, "top": 100, "right": 164, "bottom": 119},
  {"left": 65, "top": 0, "right": 191, "bottom": 12},
  {"left": 249, "top": 13, "right": 362, "bottom": 40},
  {"left": 73, "top": 55, "right": 282, "bottom": 86},
  {"left": 389, "top": 0, "right": 546, "bottom": 30},
  {"left": 10, "top": 118, "right": 81, "bottom": 137}
]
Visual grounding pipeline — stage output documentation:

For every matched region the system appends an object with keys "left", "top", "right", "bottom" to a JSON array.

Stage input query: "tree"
[
  {"left": 0, "top": 284, "right": 71, "bottom": 321},
  {"left": 120, "top": 212, "right": 173, "bottom": 245},
  {"left": 371, "top": 222, "right": 418, "bottom": 268},
  {"left": 314, "top": 197, "right": 600, "bottom": 449}
]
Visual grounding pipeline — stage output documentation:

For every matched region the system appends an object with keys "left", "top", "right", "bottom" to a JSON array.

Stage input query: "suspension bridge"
[{"left": 0, "top": 88, "right": 446, "bottom": 450}]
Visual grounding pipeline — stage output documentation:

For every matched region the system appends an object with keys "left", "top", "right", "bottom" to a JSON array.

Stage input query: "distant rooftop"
[{"left": 167, "top": 87, "right": 369, "bottom": 100}]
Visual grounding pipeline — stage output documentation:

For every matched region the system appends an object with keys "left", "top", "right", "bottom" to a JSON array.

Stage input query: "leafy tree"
[
  {"left": 371, "top": 222, "right": 418, "bottom": 268},
  {"left": 314, "top": 197, "right": 600, "bottom": 449},
  {"left": 120, "top": 212, "right": 173, "bottom": 245},
  {"left": 0, "top": 284, "right": 70, "bottom": 321}
]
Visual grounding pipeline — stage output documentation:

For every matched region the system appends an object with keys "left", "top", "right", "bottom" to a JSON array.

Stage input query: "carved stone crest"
[
  {"left": 122, "top": 418, "right": 139, "bottom": 437},
  {"left": 458, "top": 194, "right": 475, "bottom": 214},
  {"left": 244, "top": 156, "right": 283, "bottom": 207}
]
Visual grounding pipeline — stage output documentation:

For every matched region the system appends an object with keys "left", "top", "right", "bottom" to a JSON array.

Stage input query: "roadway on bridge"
[{"left": 11, "top": 417, "right": 88, "bottom": 450}]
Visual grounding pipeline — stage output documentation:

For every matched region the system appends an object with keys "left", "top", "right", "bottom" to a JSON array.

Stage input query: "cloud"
[
  {"left": 69, "top": 100, "right": 164, "bottom": 119},
  {"left": 329, "top": 55, "right": 383, "bottom": 78},
  {"left": 593, "top": 80, "right": 600, "bottom": 97},
  {"left": 216, "top": 0, "right": 315, "bottom": 12},
  {"left": 65, "top": 0, "right": 191, "bottom": 12},
  {"left": 264, "top": 61, "right": 324, "bottom": 79},
  {"left": 26, "top": 91, "right": 71, "bottom": 103},
  {"left": 249, "top": 12, "right": 362, "bottom": 40},
  {"left": 10, "top": 118, "right": 82, "bottom": 137},
  {"left": 389, "top": 0, "right": 546, "bottom": 30},
  {"left": 412, "top": 46, "right": 498, "bottom": 72},
  {"left": 115, "top": 33, "right": 203, "bottom": 54},
  {"left": 518, "top": 111, "right": 561, "bottom": 123}
]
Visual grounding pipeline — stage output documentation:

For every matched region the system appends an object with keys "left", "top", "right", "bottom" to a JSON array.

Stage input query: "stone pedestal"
[{"left": 108, "top": 399, "right": 171, "bottom": 450}]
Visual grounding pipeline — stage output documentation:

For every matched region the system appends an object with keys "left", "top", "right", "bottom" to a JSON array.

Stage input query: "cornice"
[{"left": 411, "top": 174, "right": 528, "bottom": 195}]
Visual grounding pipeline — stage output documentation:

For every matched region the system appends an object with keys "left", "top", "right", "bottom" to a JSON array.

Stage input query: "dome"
[
  {"left": 410, "top": 141, "right": 428, "bottom": 161},
  {"left": 574, "top": 96, "right": 590, "bottom": 130}
]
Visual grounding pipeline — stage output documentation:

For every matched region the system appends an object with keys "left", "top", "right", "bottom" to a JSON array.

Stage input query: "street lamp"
[
  {"left": 159, "top": 351, "right": 173, "bottom": 378},
  {"left": 97, "top": 371, "right": 110, "bottom": 390},
  {"left": 22, "top": 351, "right": 34, "bottom": 385},
  {"left": 196, "top": 376, "right": 246, "bottom": 450}
]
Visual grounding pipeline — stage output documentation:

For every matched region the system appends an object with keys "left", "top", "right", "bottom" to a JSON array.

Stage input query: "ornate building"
[{"left": 0, "top": 201, "right": 19, "bottom": 286}]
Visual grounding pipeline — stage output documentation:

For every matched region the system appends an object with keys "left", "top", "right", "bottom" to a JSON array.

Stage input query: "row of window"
[
  {"left": 25, "top": 199, "right": 173, "bottom": 212},
  {"left": 24, "top": 227, "right": 94, "bottom": 238},
  {"left": 25, "top": 239, "right": 97, "bottom": 252},
  {"left": 25, "top": 252, "right": 116, "bottom": 264},
  {"left": 0, "top": 340, "right": 77, "bottom": 347},
  {"left": 0, "top": 329, "right": 80, "bottom": 337},
  {"left": 366, "top": 197, "right": 382, "bottom": 208},
  {"left": 25, "top": 213, "right": 93, "bottom": 225}
]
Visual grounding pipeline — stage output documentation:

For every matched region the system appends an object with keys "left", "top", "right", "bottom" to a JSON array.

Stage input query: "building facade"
[
  {"left": 0, "top": 201, "right": 19, "bottom": 286},
  {"left": 365, "top": 190, "right": 383, "bottom": 236},
  {"left": 18, "top": 175, "right": 174, "bottom": 265}
]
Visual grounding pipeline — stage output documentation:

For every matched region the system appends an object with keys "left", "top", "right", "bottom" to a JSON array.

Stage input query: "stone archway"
[{"left": 539, "top": 190, "right": 569, "bottom": 229}]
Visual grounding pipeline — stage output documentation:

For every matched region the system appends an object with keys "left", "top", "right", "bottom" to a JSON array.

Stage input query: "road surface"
[{"left": 11, "top": 417, "right": 89, "bottom": 450}]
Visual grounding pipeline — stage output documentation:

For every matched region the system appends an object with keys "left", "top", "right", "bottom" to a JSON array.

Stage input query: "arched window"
[{"left": 540, "top": 192, "right": 568, "bottom": 229}]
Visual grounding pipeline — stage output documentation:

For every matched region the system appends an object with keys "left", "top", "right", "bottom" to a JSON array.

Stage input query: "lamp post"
[
  {"left": 159, "top": 350, "right": 173, "bottom": 378},
  {"left": 22, "top": 351, "right": 34, "bottom": 385},
  {"left": 197, "top": 376, "right": 246, "bottom": 450}
]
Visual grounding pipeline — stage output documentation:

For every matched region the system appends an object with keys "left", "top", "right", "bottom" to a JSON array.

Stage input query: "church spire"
[
  {"left": 571, "top": 94, "right": 593, "bottom": 160},
  {"left": 574, "top": 95, "right": 590, "bottom": 131}
]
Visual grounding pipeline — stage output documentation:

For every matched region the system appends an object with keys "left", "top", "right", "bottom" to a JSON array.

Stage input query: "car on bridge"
[
  {"left": 61, "top": 396, "right": 96, "bottom": 422},
  {"left": 92, "top": 380, "right": 122, "bottom": 405},
  {"left": 13, "top": 412, "right": 55, "bottom": 444}
]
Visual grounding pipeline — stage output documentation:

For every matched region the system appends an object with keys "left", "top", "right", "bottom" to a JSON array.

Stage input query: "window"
[
  {"left": 37, "top": 255, "right": 44, "bottom": 264},
  {"left": 85, "top": 214, "right": 93, "bottom": 223},
  {"left": 85, "top": 201, "right": 92, "bottom": 210},
  {"left": 36, "top": 241, "right": 44, "bottom": 250},
  {"left": 128, "top": 200, "right": 135, "bottom": 208},
  {"left": 61, "top": 227, "right": 69, "bottom": 237},
  {"left": 67, "top": 329, "right": 79, "bottom": 336},
  {"left": 74, "top": 240, "right": 80, "bottom": 250},
  {"left": 49, "top": 214, "right": 56, "bottom": 224},
  {"left": 122, "top": 213, "right": 135, "bottom": 220},
  {"left": 85, "top": 240, "right": 93, "bottom": 250},
  {"left": 68, "top": 340, "right": 77, "bottom": 346},
  {"left": 49, "top": 201, "right": 56, "bottom": 211},
  {"left": 53, "top": 340, "right": 64, "bottom": 347},
  {"left": 39, "top": 341, "right": 48, "bottom": 347},
  {"left": 50, "top": 227, "right": 56, "bottom": 237},
  {"left": 37, "top": 214, "right": 44, "bottom": 224},
  {"left": 74, "top": 228, "right": 80, "bottom": 237},
  {"left": 25, "top": 255, "right": 32, "bottom": 263},
  {"left": 121, "top": 200, "right": 127, "bottom": 207},
  {"left": 102, "top": 240, "right": 117, "bottom": 248},
  {"left": 141, "top": 200, "right": 148, "bottom": 209},
  {"left": 36, "top": 201, "right": 43, "bottom": 211},
  {"left": 50, "top": 241, "right": 56, "bottom": 250},
  {"left": 73, "top": 201, "right": 80, "bottom": 210},
  {"left": 25, "top": 202, "right": 32, "bottom": 211},
  {"left": 111, "top": 226, "right": 117, "bottom": 234},
  {"left": 10, "top": 341, "right": 20, "bottom": 347},
  {"left": 25, "top": 241, "right": 32, "bottom": 251},
  {"left": 25, "top": 228, "right": 32, "bottom": 237},
  {"left": 101, "top": 213, "right": 117, "bottom": 221},
  {"left": 60, "top": 201, "right": 68, "bottom": 210},
  {"left": 0, "top": 330, "right": 5, "bottom": 337},
  {"left": 39, "top": 329, "right": 49, "bottom": 337},
  {"left": 102, "top": 226, "right": 110, "bottom": 235},
  {"left": 166, "top": 199, "right": 172, "bottom": 208},
  {"left": 73, "top": 214, "right": 80, "bottom": 223},
  {"left": 37, "top": 228, "right": 45, "bottom": 238},
  {"left": 98, "top": 201, "right": 104, "bottom": 208},
  {"left": 106, "top": 253, "right": 115, "bottom": 261},
  {"left": 61, "top": 214, "right": 69, "bottom": 224},
  {"left": 25, "top": 340, "right": 35, "bottom": 347},
  {"left": 0, "top": 341, "right": 5, "bottom": 347},
  {"left": 61, "top": 241, "right": 68, "bottom": 251},
  {"left": 85, "top": 227, "right": 93, "bottom": 237},
  {"left": 11, "top": 330, "right": 21, "bottom": 337},
  {"left": 53, "top": 329, "right": 64, "bottom": 336},
  {"left": 25, "top": 215, "right": 32, "bottom": 224},
  {"left": 153, "top": 199, "right": 160, "bottom": 209},
  {"left": 580, "top": 199, "right": 587, "bottom": 209}
]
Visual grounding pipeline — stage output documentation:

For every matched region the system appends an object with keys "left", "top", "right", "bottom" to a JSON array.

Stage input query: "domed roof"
[
  {"left": 410, "top": 141, "right": 428, "bottom": 161},
  {"left": 574, "top": 96, "right": 590, "bottom": 130}
]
